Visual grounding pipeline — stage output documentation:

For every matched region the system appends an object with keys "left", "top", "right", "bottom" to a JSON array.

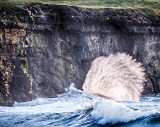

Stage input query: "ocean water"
[{"left": 1, "top": 84, "right": 160, "bottom": 127}]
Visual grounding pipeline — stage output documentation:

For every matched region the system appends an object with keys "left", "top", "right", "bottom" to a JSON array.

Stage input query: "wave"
[
  {"left": 83, "top": 53, "right": 146, "bottom": 101},
  {"left": 0, "top": 85, "right": 160, "bottom": 126},
  {"left": 91, "top": 100, "right": 155, "bottom": 125}
]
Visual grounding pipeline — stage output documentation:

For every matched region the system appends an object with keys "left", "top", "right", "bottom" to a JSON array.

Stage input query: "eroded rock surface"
[{"left": 1, "top": 3, "right": 160, "bottom": 105}]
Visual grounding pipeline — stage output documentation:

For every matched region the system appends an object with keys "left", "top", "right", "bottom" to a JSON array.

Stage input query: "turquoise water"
[{"left": 1, "top": 85, "right": 160, "bottom": 127}]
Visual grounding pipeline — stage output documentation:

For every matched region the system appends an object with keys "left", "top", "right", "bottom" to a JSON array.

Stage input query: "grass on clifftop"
[
  {"left": 0, "top": 0, "right": 19, "bottom": 14},
  {"left": 1, "top": 0, "right": 160, "bottom": 15}
]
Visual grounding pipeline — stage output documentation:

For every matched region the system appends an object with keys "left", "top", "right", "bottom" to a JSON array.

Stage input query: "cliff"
[{"left": 1, "top": 3, "right": 160, "bottom": 106}]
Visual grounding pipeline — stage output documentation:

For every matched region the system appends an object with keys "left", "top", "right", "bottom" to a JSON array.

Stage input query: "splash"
[{"left": 82, "top": 53, "right": 146, "bottom": 101}]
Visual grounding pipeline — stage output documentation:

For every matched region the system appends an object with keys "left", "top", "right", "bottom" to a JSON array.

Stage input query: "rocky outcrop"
[{"left": 0, "top": 3, "right": 160, "bottom": 105}]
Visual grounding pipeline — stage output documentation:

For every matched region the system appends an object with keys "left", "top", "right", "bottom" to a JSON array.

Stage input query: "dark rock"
[{"left": 0, "top": 3, "right": 160, "bottom": 105}]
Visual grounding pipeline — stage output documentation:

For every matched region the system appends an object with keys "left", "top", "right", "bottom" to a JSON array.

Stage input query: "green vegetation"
[
  {"left": 150, "top": 59, "right": 154, "bottom": 75},
  {"left": 1, "top": 0, "right": 160, "bottom": 15},
  {"left": 6, "top": 0, "right": 160, "bottom": 9},
  {"left": 0, "top": 0, "right": 19, "bottom": 14}
]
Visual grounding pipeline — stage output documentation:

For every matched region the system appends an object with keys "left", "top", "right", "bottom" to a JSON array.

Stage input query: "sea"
[{"left": 0, "top": 84, "right": 160, "bottom": 127}]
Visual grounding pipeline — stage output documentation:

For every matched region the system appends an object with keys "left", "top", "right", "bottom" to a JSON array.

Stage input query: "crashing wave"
[
  {"left": 83, "top": 53, "right": 146, "bottom": 101},
  {"left": 91, "top": 100, "right": 153, "bottom": 125}
]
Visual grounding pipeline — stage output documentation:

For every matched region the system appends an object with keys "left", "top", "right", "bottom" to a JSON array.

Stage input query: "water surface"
[{"left": 0, "top": 85, "right": 160, "bottom": 127}]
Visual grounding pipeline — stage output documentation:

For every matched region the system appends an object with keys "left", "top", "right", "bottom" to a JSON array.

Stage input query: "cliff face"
[{"left": 1, "top": 3, "right": 160, "bottom": 106}]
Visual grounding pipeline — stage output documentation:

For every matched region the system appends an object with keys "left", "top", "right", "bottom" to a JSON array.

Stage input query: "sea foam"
[{"left": 91, "top": 100, "right": 152, "bottom": 125}]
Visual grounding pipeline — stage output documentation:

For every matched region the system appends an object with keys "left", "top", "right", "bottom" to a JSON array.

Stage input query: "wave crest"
[{"left": 91, "top": 100, "right": 152, "bottom": 125}]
